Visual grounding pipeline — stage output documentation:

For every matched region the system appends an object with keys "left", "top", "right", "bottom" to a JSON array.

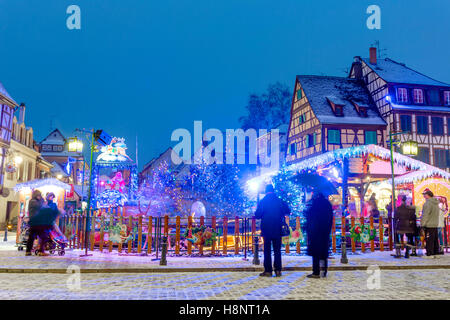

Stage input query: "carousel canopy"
[{"left": 14, "top": 178, "right": 71, "bottom": 192}]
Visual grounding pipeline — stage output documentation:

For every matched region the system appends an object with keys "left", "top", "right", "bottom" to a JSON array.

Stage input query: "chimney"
[
  {"left": 369, "top": 47, "right": 377, "bottom": 64},
  {"left": 352, "top": 56, "right": 363, "bottom": 79},
  {"left": 19, "top": 103, "right": 26, "bottom": 124}
]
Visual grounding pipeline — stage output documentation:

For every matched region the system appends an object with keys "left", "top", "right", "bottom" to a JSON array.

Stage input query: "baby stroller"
[
  {"left": 32, "top": 229, "right": 67, "bottom": 256},
  {"left": 17, "top": 219, "right": 30, "bottom": 251}
]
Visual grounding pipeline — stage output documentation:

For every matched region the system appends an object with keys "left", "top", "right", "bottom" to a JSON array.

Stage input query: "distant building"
[
  {"left": 39, "top": 128, "right": 89, "bottom": 185},
  {"left": 350, "top": 47, "right": 450, "bottom": 170}
]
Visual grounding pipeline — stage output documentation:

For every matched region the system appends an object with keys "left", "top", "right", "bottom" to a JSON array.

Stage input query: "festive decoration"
[
  {"left": 350, "top": 223, "right": 376, "bottom": 243},
  {"left": 5, "top": 162, "right": 16, "bottom": 173},
  {"left": 108, "top": 222, "right": 133, "bottom": 243},
  {"left": 97, "top": 189, "right": 128, "bottom": 208},
  {"left": 183, "top": 225, "right": 218, "bottom": 247},
  {"left": 105, "top": 172, "right": 126, "bottom": 192},
  {"left": 282, "top": 226, "right": 303, "bottom": 245},
  {"left": 96, "top": 137, "right": 132, "bottom": 162}
]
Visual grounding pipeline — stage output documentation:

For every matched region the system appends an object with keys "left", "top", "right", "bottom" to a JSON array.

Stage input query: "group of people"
[
  {"left": 255, "top": 184, "right": 333, "bottom": 278},
  {"left": 394, "top": 188, "right": 447, "bottom": 258},
  {"left": 25, "top": 190, "right": 61, "bottom": 256},
  {"left": 255, "top": 184, "right": 447, "bottom": 278}
]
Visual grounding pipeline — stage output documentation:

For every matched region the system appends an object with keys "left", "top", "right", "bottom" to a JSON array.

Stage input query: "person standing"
[
  {"left": 25, "top": 198, "right": 60, "bottom": 256},
  {"left": 437, "top": 197, "right": 447, "bottom": 255},
  {"left": 304, "top": 189, "right": 333, "bottom": 278},
  {"left": 421, "top": 189, "right": 440, "bottom": 258},
  {"left": 255, "top": 184, "right": 291, "bottom": 277},
  {"left": 393, "top": 195, "right": 417, "bottom": 258},
  {"left": 28, "top": 190, "right": 44, "bottom": 220}
]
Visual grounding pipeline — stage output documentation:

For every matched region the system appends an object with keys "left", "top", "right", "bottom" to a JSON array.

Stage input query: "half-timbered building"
[
  {"left": 350, "top": 47, "right": 450, "bottom": 170},
  {"left": 286, "top": 75, "right": 386, "bottom": 165}
]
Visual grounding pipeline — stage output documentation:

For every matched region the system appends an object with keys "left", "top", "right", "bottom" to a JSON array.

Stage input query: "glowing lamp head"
[
  {"left": 385, "top": 95, "right": 391, "bottom": 102},
  {"left": 68, "top": 137, "right": 83, "bottom": 153},
  {"left": 402, "top": 140, "right": 418, "bottom": 156},
  {"left": 56, "top": 174, "right": 63, "bottom": 179}
]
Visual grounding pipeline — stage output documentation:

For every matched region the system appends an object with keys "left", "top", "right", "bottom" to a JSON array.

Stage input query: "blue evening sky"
[{"left": 0, "top": 0, "right": 449, "bottom": 169}]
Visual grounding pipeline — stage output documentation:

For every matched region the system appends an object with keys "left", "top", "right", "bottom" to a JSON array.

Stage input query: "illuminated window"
[
  {"left": 396, "top": 88, "right": 408, "bottom": 103},
  {"left": 413, "top": 89, "right": 423, "bottom": 104},
  {"left": 444, "top": 91, "right": 450, "bottom": 106}
]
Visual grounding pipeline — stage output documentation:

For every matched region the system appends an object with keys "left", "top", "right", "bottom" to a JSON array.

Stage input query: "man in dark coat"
[
  {"left": 25, "top": 201, "right": 60, "bottom": 256},
  {"left": 255, "top": 184, "right": 291, "bottom": 277},
  {"left": 28, "top": 190, "right": 44, "bottom": 219},
  {"left": 304, "top": 189, "right": 333, "bottom": 278},
  {"left": 393, "top": 195, "right": 417, "bottom": 258}
]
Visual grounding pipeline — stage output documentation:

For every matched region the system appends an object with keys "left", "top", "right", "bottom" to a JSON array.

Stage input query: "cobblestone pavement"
[{"left": 0, "top": 269, "right": 448, "bottom": 300}]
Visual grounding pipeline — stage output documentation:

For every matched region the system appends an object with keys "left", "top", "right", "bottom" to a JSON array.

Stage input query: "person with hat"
[
  {"left": 393, "top": 195, "right": 417, "bottom": 258},
  {"left": 421, "top": 189, "right": 440, "bottom": 258},
  {"left": 254, "top": 184, "right": 291, "bottom": 277}
]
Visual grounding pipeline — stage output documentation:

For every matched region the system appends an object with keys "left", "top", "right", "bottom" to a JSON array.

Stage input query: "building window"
[
  {"left": 434, "top": 149, "right": 446, "bottom": 169},
  {"left": 334, "top": 105, "right": 344, "bottom": 117},
  {"left": 396, "top": 88, "right": 408, "bottom": 103},
  {"left": 400, "top": 115, "right": 412, "bottom": 132},
  {"left": 413, "top": 89, "right": 423, "bottom": 104},
  {"left": 306, "top": 133, "right": 317, "bottom": 148},
  {"left": 446, "top": 150, "right": 450, "bottom": 168},
  {"left": 432, "top": 117, "right": 444, "bottom": 135},
  {"left": 428, "top": 89, "right": 440, "bottom": 105},
  {"left": 298, "top": 114, "right": 305, "bottom": 125},
  {"left": 416, "top": 116, "right": 429, "bottom": 135},
  {"left": 328, "top": 129, "right": 340, "bottom": 145},
  {"left": 417, "top": 147, "right": 430, "bottom": 164},
  {"left": 296, "top": 89, "right": 302, "bottom": 100},
  {"left": 365, "top": 131, "right": 377, "bottom": 145},
  {"left": 289, "top": 143, "right": 297, "bottom": 156},
  {"left": 444, "top": 91, "right": 450, "bottom": 106}
]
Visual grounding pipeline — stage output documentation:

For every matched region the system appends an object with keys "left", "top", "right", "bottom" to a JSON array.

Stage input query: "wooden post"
[
  {"left": 370, "top": 216, "right": 375, "bottom": 252},
  {"left": 296, "top": 216, "right": 301, "bottom": 254},
  {"left": 175, "top": 216, "right": 180, "bottom": 255},
  {"left": 211, "top": 216, "right": 216, "bottom": 255},
  {"left": 341, "top": 216, "right": 346, "bottom": 253},
  {"left": 108, "top": 216, "right": 113, "bottom": 253},
  {"left": 379, "top": 216, "right": 384, "bottom": 251},
  {"left": 351, "top": 216, "right": 355, "bottom": 253},
  {"left": 285, "top": 216, "right": 290, "bottom": 254},
  {"left": 223, "top": 216, "right": 228, "bottom": 255},
  {"left": 360, "top": 217, "right": 366, "bottom": 253},
  {"left": 75, "top": 215, "right": 80, "bottom": 249},
  {"left": 81, "top": 214, "right": 87, "bottom": 250},
  {"left": 127, "top": 216, "right": 133, "bottom": 254},
  {"left": 234, "top": 216, "right": 239, "bottom": 255},
  {"left": 187, "top": 216, "right": 192, "bottom": 255},
  {"left": 332, "top": 216, "right": 336, "bottom": 253},
  {"left": 388, "top": 216, "right": 393, "bottom": 251},
  {"left": 252, "top": 217, "right": 256, "bottom": 253},
  {"left": 147, "top": 216, "right": 152, "bottom": 254},
  {"left": 137, "top": 216, "right": 142, "bottom": 254},
  {"left": 199, "top": 216, "right": 204, "bottom": 255},
  {"left": 90, "top": 213, "right": 95, "bottom": 251},
  {"left": 99, "top": 216, "right": 105, "bottom": 252},
  {"left": 118, "top": 216, "right": 123, "bottom": 253}
]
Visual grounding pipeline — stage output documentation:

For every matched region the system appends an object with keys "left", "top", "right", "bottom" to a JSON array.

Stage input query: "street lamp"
[
  {"left": 68, "top": 137, "right": 83, "bottom": 153},
  {"left": 401, "top": 140, "right": 418, "bottom": 156}
]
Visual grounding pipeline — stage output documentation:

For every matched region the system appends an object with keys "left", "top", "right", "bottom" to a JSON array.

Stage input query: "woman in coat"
[
  {"left": 394, "top": 195, "right": 417, "bottom": 258},
  {"left": 304, "top": 190, "right": 333, "bottom": 278}
]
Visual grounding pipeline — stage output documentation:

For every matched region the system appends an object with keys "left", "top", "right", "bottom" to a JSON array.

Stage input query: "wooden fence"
[{"left": 19, "top": 210, "right": 450, "bottom": 256}]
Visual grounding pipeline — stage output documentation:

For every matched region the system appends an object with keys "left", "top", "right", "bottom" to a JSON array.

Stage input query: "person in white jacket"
[{"left": 438, "top": 197, "right": 447, "bottom": 255}]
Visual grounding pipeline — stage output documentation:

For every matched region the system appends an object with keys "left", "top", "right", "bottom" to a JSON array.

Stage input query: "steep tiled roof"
[
  {"left": 362, "top": 58, "right": 450, "bottom": 87},
  {"left": 297, "top": 75, "right": 386, "bottom": 126},
  {"left": 0, "top": 81, "right": 18, "bottom": 106}
]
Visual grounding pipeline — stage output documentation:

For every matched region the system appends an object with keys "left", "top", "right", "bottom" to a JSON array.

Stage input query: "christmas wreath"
[{"left": 183, "top": 225, "right": 218, "bottom": 247}]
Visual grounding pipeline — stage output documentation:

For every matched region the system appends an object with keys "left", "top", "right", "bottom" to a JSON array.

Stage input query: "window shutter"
[{"left": 297, "top": 89, "right": 302, "bottom": 100}]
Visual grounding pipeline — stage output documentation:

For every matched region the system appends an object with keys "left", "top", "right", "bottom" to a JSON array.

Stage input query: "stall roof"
[
  {"left": 247, "top": 144, "right": 450, "bottom": 187},
  {"left": 14, "top": 178, "right": 71, "bottom": 192}
]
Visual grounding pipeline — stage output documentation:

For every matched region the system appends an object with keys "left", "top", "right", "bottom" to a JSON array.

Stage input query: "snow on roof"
[
  {"left": 297, "top": 75, "right": 386, "bottom": 126},
  {"left": 392, "top": 104, "right": 450, "bottom": 113},
  {"left": 362, "top": 58, "right": 450, "bottom": 87},
  {"left": 0, "top": 81, "right": 18, "bottom": 106},
  {"left": 14, "top": 178, "right": 71, "bottom": 192}
]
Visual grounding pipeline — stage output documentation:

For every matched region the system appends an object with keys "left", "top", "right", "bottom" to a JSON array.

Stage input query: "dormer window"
[
  {"left": 413, "top": 89, "right": 424, "bottom": 104},
  {"left": 397, "top": 88, "right": 408, "bottom": 103},
  {"left": 326, "top": 96, "right": 344, "bottom": 117},
  {"left": 296, "top": 89, "right": 303, "bottom": 100},
  {"left": 352, "top": 101, "right": 368, "bottom": 117},
  {"left": 444, "top": 91, "right": 450, "bottom": 106}
]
